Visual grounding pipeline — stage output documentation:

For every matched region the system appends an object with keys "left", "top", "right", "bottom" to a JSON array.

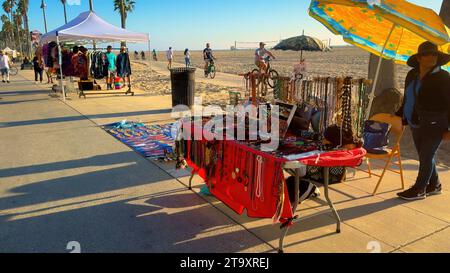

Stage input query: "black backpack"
[{"left": 286, "top": 176, "right": 320, "bottom": 204}]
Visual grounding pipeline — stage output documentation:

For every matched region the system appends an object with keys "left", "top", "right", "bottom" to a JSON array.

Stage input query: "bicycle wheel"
[
  {"left": 9, "top": 67, "right": 18, "bottom": 76},
  {"left": 251, "top": 69, "right": 262, "bottom": 87},
  {"left": 209, "top": 65, "right": 216, "bottom": 79},
  {"left": 267, "top": 69, "right": 279, "bottom": 88}
]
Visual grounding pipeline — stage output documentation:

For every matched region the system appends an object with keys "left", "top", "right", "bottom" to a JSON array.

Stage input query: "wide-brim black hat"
[{"left": 407, "top": 41, "right": 450, "bottom": 68}]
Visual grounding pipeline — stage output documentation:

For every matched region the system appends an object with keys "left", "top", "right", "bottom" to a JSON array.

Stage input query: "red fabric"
[
  {"left": 182, "top": 120, "right": 365, "bottom": 220},
  {"left": 299, "top": 149, "right": 366, "bottom": 167}
]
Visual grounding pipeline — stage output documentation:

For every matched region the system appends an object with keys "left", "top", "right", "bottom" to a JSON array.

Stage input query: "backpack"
[
  {"left": 363, "top": 120, "right": 391, "bottom": 154},
  {"left": 286, "top": 176, "right": 321, "bottom": 204}
]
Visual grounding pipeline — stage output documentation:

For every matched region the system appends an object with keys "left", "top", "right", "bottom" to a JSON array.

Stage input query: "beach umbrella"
[
  {"left": 309, "top": 0, "right": 450, "bottom": 120},
  {"left": 273, "top": 33, "right": 328, "bottom": 59}
]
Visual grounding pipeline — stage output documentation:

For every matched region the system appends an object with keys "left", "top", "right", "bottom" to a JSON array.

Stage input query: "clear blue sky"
[{"left": 0, "top": 0, "right": 444, "bottom": 51}]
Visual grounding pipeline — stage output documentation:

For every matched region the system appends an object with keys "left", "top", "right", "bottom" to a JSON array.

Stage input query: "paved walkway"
[
  {"left": 0, "top": 72, "right": 271, "bottom": 253},
  {"left": 1, "top": 70, "right": 449, "bottom": 253}
]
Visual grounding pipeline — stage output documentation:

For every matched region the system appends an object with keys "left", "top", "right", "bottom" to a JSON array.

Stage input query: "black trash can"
[{"left": 169, "top": 67, "right": 196, "bottom": 108}]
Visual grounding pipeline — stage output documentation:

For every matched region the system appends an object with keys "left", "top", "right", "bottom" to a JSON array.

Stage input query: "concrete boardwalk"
[{"left": 1, "top": 70, "right": 449, "bottom": 253}]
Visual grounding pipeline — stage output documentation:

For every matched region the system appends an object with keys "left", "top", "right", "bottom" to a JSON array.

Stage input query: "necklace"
[{"left": 255, "top": 155, "right": 265, "bottom": 202}]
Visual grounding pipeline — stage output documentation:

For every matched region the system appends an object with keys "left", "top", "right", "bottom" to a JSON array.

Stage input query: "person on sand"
[
  {"left": 152, "top": 49, "right": 158, "bottom": 61},
  {"left": 184, "top": 48, "right": 191, "bottom": 68},
  {"left": 395, "top": 41, "right": 450, "bottom": 201},
  {"left": 255, "top": 42, "right": 275, "bottom": 72},
  {"left": 166, "top": 47, "right": 174, "bottom": 69}
]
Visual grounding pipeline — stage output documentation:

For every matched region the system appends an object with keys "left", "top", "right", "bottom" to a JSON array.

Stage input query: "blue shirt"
[
  {"left": 105, "top": 52, "right": 117, "bottom": 71},
  {"left": 404, "top": 78, "right": 421, "bottom": 128}
]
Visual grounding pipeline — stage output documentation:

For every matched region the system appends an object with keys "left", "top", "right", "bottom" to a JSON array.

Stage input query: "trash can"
[{"left": 169, "top": 67, "right": 196, "bottom": 108}]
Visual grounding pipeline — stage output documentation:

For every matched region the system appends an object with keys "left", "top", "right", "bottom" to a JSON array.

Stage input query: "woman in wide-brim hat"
[{"left": 395, "top": 41, "right": 450, "bottom": 201}]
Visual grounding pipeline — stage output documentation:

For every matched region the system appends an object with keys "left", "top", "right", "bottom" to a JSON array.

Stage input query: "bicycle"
[
  {"left": 252, "top": 56, "right": 279, "bottom": 88},
  {"left": 9, "top": 66, "right": 18, "bottom": 76},
  {"left": 204, "top": 59, "right": 216, "bottom": 79}
]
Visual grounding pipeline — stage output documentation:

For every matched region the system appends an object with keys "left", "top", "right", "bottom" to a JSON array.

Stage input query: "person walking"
[
  {"left": 0, "top": 51, "right": 12, "bottom": 83},
  {"left": 152, "top": 49, "right": 158, "bottom": 61},
  {"left": 33, "top": 54, "right": 45, "bottom": 84},
  {"left": 105, "top": 46, "right": 117, "bottom": 90},
  {"left": 184, "top": 48, "right": 191, "bottom": 67},
  {"left": 166, "top": 47, "right": 174, "bottom": 69},
  {"left": 396, "top": 41, "right": 450, "bottom": 201}
]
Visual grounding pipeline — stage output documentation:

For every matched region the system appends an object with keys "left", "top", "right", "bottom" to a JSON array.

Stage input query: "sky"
[{"left": 0, "top": 0, "right": 445, "bottom": 51}]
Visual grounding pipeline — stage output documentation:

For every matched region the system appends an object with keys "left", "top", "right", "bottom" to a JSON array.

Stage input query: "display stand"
[{"left": 78, "top": 84, "right": 134, "bottom": 99}]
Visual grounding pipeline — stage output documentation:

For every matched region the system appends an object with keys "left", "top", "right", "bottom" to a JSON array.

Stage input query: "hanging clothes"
[
  {"left": 117, "top": 52, "right": 131, "bottom": 77},
  {"left": 62, "top": 50, "right": 74, "bottom": 77},
  {"left": 42, "top": 44, "right": 49, "bottom": 67},
  {"left": 47, "top": 42, "right": 58, "bottom": 70},
  {"left": 90, "top": 51, "right": 109, "bottom": 80},
  {"left": 73, "top": 52, "right": 89, "bottom": 80}
]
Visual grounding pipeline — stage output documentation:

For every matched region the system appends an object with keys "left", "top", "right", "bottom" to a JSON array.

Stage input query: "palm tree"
[
  {"left": 17, "top": 0, "right": 30, "bottom": 57},
  {"left": 2, "top": 0, "right": 17, "bottom": 48},
  {"left": 1, "top": 14, "right": 12, "bottom": 46},
  {"left": 12, "top": 10, "right": 24, "bottom": 54},
  {"left": 113, "top": 0, "right": 136, "bottom": 46},
  {"left": 60, "top": 0, "right": 67, "bottom": 23}
]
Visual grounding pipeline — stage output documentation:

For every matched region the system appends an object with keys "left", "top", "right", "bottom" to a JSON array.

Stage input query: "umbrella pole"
[
  {"left": 56, "top": 33, "right": 66, "bottom": 102},
  {"left": 365, "top": 24, "right": 396, "bottom": 121}
]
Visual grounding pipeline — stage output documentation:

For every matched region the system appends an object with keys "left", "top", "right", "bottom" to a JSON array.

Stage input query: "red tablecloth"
[{"left": 182, "top": 121, "right": 366, "bottom": 221}]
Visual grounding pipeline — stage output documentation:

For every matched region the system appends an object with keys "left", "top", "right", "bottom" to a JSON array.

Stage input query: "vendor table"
[{"left": 181, "top": 121, "right": 366, "bottom": 253}]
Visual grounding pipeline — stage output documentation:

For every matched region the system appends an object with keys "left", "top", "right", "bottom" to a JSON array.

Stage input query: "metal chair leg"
[
  {"left": 367, "top": 158, "right": 372, "bottom": 178},
  {"left": 397, "top": 151, "right": 405, "bottom": 190},
  {"left": 372, "top": 155, "right": 394, "bottom": 195}
]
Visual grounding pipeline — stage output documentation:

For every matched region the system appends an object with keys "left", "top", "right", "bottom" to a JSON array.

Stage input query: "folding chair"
[{"left": 364, "top": 113, "right": 406, "bottom": 195}]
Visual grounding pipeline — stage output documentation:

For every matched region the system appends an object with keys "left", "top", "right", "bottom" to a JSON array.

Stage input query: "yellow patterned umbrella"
[{"left": 309, "top": 0, "right": 450, "bottom": 119}]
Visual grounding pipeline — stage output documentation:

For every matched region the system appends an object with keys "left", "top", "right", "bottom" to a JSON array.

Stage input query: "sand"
[{"left": 130, "top": 47, "right": 449, "bottom": 167}]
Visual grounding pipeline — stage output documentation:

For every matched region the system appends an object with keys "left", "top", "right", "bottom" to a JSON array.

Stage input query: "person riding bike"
[
  {"left": 255, "top": 42, "right": 275, "bottom": 72},
  {"left": 203, "top": 43, "right": 216, "bottom": 76}
]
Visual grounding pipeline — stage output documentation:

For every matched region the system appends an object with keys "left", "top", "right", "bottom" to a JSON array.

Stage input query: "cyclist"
[
  {"left": 203, "top": 43, "right": 216, "bottom": 76},
  {"left": 255, "top": 42, "right": 275, "bottom": 72}
]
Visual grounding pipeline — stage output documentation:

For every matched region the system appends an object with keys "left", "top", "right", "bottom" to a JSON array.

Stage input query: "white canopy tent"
[{"left": 40, "top": 11, "right": 151, "bottom": 100}]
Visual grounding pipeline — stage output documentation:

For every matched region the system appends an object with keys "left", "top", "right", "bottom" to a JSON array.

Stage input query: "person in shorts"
[
  {"left": 105, "top": 46, "right": 117, "bottom": 90},
  {"left": 255, "top": 42, "right": 275, "bottom": 72},
  {"left": 167, "top": 47, "right": 174, "bottom": 69},
  {"left": 0, "top": 51, "right": 12, "bottom": 83}
]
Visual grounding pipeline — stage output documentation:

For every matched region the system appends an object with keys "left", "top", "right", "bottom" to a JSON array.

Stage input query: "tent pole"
[
  {"left": 56, "top": 33, "right": 66, "bottom": 102},
  {"left": 365, "top": 23, "right": 396, "bottom": 121}
]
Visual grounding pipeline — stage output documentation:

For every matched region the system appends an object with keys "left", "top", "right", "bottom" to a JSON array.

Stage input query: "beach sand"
[{"left": 131, "top": 47, "right": 449, "bottom": 167}]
